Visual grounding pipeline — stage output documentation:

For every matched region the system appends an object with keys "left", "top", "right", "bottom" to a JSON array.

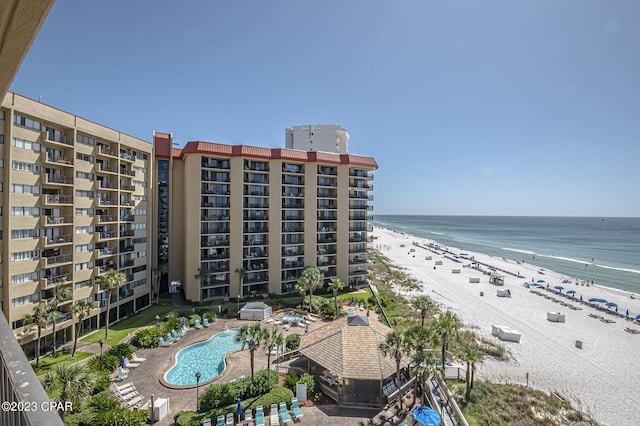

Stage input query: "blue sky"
[{"left": 11, "top": 1, "right": 640, "bottom": 216}]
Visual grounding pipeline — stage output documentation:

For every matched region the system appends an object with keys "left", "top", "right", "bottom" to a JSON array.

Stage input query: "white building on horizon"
[{"left": 285, "top": 124, "right": 349, "bottom": 154}]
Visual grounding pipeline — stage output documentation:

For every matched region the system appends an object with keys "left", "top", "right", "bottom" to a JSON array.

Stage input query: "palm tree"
[
  {"left": 235, "top": 267, "right": 246, "bottom": 298},
  {"left": 71, "top": 300, "right": 94, "bottom": 357},
  {"left": 327, "top": 277, "right": 344, "bottom": 317},
  {"left": 412, "top": 295, "right": 436, "bottom": 326},
  {"left": 433, "top": 310, "right": 461, "bottom": 369},
  {"left": 235, "top": 322, "right": 266, "bottom": 383},
  {"left": 379, "top": 329, "right": 409, "bottom": 387},
  {"left": 195, "top": 266, "right": 210, "bottom": 288},
  {"left": 49, "top": 284, "right": 73, "bottom": 356},
  {"left": 24, "top": 302, "right": 51, "bottom": 368},
  {"left": 95, "top": 269, "right": 126, "bottom": 339},
  {"left": 262, "top": 327, "right": 284, "bottom": 390},
  {"left": 459, "top": 346, "right": 484, "bottom": 401},
  {"left": 42, "top": 364, "right": 98, "bottom": 421},
  {"left": 296, "top": 266, "right": 323, "bottom": 313}
]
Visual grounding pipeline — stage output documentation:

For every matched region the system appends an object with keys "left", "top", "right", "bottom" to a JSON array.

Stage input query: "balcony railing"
[
  {"left": 42, "top": 194, "right": 73, "bottom": 205},
  {"left": 99, "top": 146, "right": 117, "bottom": 156},
  {"left": 99, "top": 164, "right": 117, "bottom": 173},
  {"left": 42, "top": 234, "right": 73, "bottom": 246},
  {"left": 43, "top": 254, "right": 73, "bottom": 266},
  {"left": 42, "top": 130, "right": 74, "bottom": 146},
  {"left": 1, "top": 314, "right": 62, "bottom": 426},
  {"left": 120, "top": 184, "right": 135, "bottom": 191},
  {"left": 43, "top": 174, "right": 73, "bottom": 185},
  {"left": 42, "top": 215, "right": 72, "bottom": 226}
]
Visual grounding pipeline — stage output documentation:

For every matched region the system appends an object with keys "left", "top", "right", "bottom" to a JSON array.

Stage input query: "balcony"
[
  {"left": 40, "top": 273, "right": 71, "bottom": 289},
  {"left": 98, "top": 215, "right": 118, "bottom": 223},
  {"left": 120, "top": 153, "right": 135, "bottom": 162},
  {"left": 42, "top": 215, "right": 72, "bottom": 226},
  {"left": 41, "top": 152, "right": 73, "bottom": 167},
  {"left": 98, "top": 163, "right": 117, "bottom": 174},
  {"left": 120, "top": 184, "right": 135, "bottom": 192},
  {"left": 283, "top": 224, "right": 304, "bottom": 233},
  {"left": 97, "top": 196, "right": 116, "bottom": 206},
  {"left": 41, "top": 130, "right": 74, "bottom": 147},
  {"left": 42, "top": 173, "right": 73, "bottom": 185},
  {"left": 120, "top": 168, "right": 135, "bottom": 176},
  {"left": 283, "top": 212, "right": 305, "bottom": 221},
  {"left": 283, "top": 177, "right": 304, "bottom": 185},
  {"left": 41, "top": 234, "right": 72, "bottom": 247},
  {"left": 96, "top": 230, "right": 117, "bottom": 240},
  {"left": 119, "top": 260, "right": 134, "bottom": 268},
  {"left": 41, "top": 253, "right": 73, "bottom": 267},
  {"left": 1, "top": 315, "right": 62, "bottom": 426},
  {"left": 120, "top": 214, "right": 135, "bottom": 222},
  {"left": 96, "top": 247, "right": 116, "bottom": 257},
  {"left": 350, "top": 170, "right": 374, "bottom": 179},
  {"left": 42, "top": 194, "right": 73, "bottom": 205},
  {"left": 98, "top": 146, "right": 117, "bottom": 157},
  {"left": 120, "top": 229, "right": 135, "bottom": 237}
]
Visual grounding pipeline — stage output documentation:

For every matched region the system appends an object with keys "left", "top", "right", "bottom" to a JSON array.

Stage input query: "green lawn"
[
  {"left": 81, "top": 304, "right": 175, "bottom": 346},
  {"left": 33, "top": 350, "right": 93, "bottom": 376}
]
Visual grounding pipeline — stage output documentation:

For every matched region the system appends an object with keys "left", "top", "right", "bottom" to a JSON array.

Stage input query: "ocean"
[{"left": 372, "top": 215, "right": 640, "bottom": 295}]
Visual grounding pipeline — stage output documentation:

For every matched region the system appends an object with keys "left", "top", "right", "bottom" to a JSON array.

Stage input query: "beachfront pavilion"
[{"left": 297, "top": 315, "right": 411, "bottom": 408}]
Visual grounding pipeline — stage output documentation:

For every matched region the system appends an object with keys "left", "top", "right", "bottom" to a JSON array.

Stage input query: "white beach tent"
[{"left": 240, "top": 302, "right": 273, "bottom": 320}]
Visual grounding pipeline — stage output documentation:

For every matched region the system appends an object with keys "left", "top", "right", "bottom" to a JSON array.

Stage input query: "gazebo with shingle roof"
[{"left": 298, "top": 315, "right": 402, "bottom": 407}]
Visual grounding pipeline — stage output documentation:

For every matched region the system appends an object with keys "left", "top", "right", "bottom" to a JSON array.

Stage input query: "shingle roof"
[{"left": 299, "top": 316, "right": 397, "bottom": 381}]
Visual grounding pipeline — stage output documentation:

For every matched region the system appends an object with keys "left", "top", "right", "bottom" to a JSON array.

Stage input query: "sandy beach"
[{"left": 371, "top": 226, "right": 640, "bottom": 426}]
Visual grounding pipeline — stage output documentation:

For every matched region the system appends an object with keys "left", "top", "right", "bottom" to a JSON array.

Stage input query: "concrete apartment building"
[
  {"left": 0, "top": 92, "right": 154, "bottom": 356},
  {"left": 154, "top": 132, "right": 376, "bottom": 303},
  {"left": 285, "top": 124, "right": 350, "bottom": 154}
]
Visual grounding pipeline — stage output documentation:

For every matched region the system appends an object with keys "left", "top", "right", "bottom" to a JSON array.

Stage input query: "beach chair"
[
  {"left": 203, "top": 318, "right": 211, "bottom": 327},
  {"left": 172, "top": 329, "right": 184, "bottom": 338},
  {"left": 194, "top": 320, "right": 203, "bottom": 330},
  {"left": 125, "top": 394, "right": 144, "bottom": 407},
  {"left": 125, "top": 358, "right": 141, "bottom": 368},
  {"left": 116, "top": 371, "right": 128, "bottom": 381},
  {"left": 270, "top": 410, "right": 280, "bottom": 426},
  {"left": 225, "top": 413, "right": 233, "bottom": 426},
  {"left": 216, "top": 415, "right": 225, "bottom": 426},
  {"left": 255, "top": 406, "right": 265, "bottom": 426},
  {"left": 117, "top": 390, "right": 140, "bottom": 401},
  {"left": 115, "top": 382, "right": 135, "bottom": 392},
  {"left": 167, "top": 333, "right": 180, "bottom": 342},
  {"left": 245, "top": 408, "right": 253, "bottom": 422},
  {"left": 291, "top": 398, "right": 304, "bottom": 421},
  {"left": 279, "top": 402, "right": 292, "bottom": 425},
  {"left": 203, "top": 418, "right": 212, "bottom": 426},
  {"left": 131, "top": 352, "right": 146, "bottom": 362},
  {"left": 159, "top": 337, "right": 173, "bottom": 346}
]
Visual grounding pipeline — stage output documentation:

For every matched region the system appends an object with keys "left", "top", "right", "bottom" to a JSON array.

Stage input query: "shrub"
[
  {"left": 284, "top": 374, "right": 300, "bottom": 391},
  {"left": 203, "top": 311, "right": 217, "bottom": 322},
  {"left": 298, "top": 373, "right": 315, "bottom": 395},
  {"left": 106, "top": 343, "right": 136, "bottom": 360},
  {"left": 130, "top": 327, "right": 159, "bottom": 349},
  {"left": 175, "top": 411, "right": 204, "bottom": 426},
  {"left": 285, "top": 334, "right": 300, "bottom": 352},
  {"left": 189, "top": 314, "right": 202, "bottom": 326},
  {"left": 250, "top": 387, "right": 294, "bottom": 411},
  {"left": 87, "top": 353, "right": 119, "bottom": 375}
]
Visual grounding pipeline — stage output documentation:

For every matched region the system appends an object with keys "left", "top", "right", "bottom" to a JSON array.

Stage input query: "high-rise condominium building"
[
  {"left": 285, "top": 124, "right": 350, "bottom": 154},
  {"left": 154, "top": 132, "right": 376, "bottom": 302},
  {"left": 0, "top": 92, "right": 153, "bottom": 357}
]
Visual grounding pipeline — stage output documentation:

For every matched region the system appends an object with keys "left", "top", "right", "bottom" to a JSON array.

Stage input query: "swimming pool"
[
  {"left": 164, "top": 328, "right": 242, "bottom": 386},
  {"left": 282, "top": 313, "right": 303, "bottom": 324}
]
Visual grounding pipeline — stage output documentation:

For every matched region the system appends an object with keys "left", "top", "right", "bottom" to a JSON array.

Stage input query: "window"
[
  {"left": 75, "top": 279, "right": 92, "bottom": 290},
  {"left": 11, "top": 229, "right": 40, "bottom": 239},
  {"left": 13, "top": 114, "right": 41, "bottom": 130},
  {"left": 0, "top": 110, "right": 4, "bottom": 120},
  {"left": 75, "top": 226, "right": 94, "bottom": 234},
  {"left": 0, "top": 159, "right": 3, "bottom": 168},
  {"left": 132, "top": 209, "right": 147, "bottom": 215},
  {"left": 132, "top": 251, "right": 146, "bottom": 259},
  {"left": 132, "top": 265, "right": 147, "bottom": 274},
  {"left": 132, "top": 180, "right": 147, "bottom": 187},
  {"left": 75, "top": 190, "right": 94, "bottom": 198},
  {"left": 76, "top": 171, "right": 95, "bottom": 180},
  {"left": 75, "top": 261, "right": 94, "bottom": 271},
  {"left": 75, "top": 208, "right": 94, "bottom": 216},
  {"left": 76, "top": 153, "right": 94, "bottom": 163},
  {"left": 11, "top": 293, "right": 40, "bottom": 307},
  {"left": 12, "top": 184, "right": 40, "bottom": 194},
  {"left": 76, "top": 133, "right": 95, "bottom": 146},
  {"left": 132, "top": 237, "right": 147, "bottom": 244},
  {"left": 11, "top": 207, "right": 40, "bottom": 216},
  {"left": 12, "top": 161, "right": 40, "bottom": 173},
  {"left": 132, "top": 278, "right": 147, "bottom": 288},
  {"left": 0, "top": 134, "right": 3, "bottom": 144},
  {"left": 132, "top": 223, "right": 147, "bottom": 230},
  {"left": 11, "top": 250, "right": 39, "bottom": 262},
  {"left": 133, "top": 166, "right": 147, "bottom": 174},
  {"left": 11, "top": 272, "right": 40, "bottom": 286},
  {"left": 12, "top": 137, "right": 40, "bottom": 152},
  {"left": 133, "top": 195, "right": 147, "bottom": 201},
  {"left": 75, "top": 243, "right": 94, "bottom": 252}
]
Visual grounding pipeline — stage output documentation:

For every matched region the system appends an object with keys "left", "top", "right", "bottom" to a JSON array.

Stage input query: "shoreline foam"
[{"left": 372, "top": 226, "right": 640, "bottom": 425}]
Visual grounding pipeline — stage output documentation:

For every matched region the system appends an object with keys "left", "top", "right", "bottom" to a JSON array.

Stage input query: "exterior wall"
[
  {"left": 285, "top": 125, "right": 349, "bottom": 154},
  {"left": 156, "top": 137, "right": 376, "bottom": 303},
  {"left": 0, "top": 92, "right": 153, "bottom": 348}
]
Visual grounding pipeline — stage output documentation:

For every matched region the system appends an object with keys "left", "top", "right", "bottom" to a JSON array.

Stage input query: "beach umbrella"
[
  {"left": 636, "top": 314, "right": 640, "bottom": 322},
  {"left": 566, "top": 290, "right": 576, "bottom": 295},
  {"left": 579, "top": 295, "right": 583, "bottom": 302},
  {"left": 537, "top": 280, "right": 546, "bottom": 283},
  {"left": 625, "top": 309, "right": 629, "bottom": 318},
  {"left": 121, "top": 356, "right": 127, "bottom": 369},
  {"left": 236, "top": 398, "right": 243, "bottom": 423},
  {"left": 606, "top": 302, "right": 618, "bottom": 308},
  {"left": 588, "top": 298, "right": 599, "bottom": 303},
  {"left": 411, "top": 406, "right": 441, "bottom": 426},
  {"left": 554, "top": 285, "right": 564, "bottom": 291}
]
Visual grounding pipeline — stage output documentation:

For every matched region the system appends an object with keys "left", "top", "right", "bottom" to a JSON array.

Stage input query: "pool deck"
[{"left": 121, "top": 309, "right": 401, "bottom": 425}]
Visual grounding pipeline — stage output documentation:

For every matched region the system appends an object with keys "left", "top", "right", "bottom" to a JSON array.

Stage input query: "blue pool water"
[{"left": 165, "top": 328, "right": 242, "bottom": 386}]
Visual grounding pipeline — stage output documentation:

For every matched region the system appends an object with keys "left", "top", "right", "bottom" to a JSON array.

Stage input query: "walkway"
[{"left": 426, "top": 377, "right": 458, "bottom": 426}]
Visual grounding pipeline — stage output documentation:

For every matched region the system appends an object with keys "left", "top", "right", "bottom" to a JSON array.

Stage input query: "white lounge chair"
[
  {"left": 115, "top": 382, "right": 135, "bottom": 392},
  {"left": 225, "top": 413, "right": 233, "bottom": 426},
  {"left": 131, "top": 352, "right": 146, "bottom": 362},
  {"left": 125, "top": 395, "right": 144, "bottom": 407}
]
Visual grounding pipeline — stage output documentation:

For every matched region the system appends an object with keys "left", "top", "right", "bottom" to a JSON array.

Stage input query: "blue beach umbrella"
[
  {"left": 579, "top": 295, "right": 583, "bottom": 302},
  {"left": 636, "top": 314, "right": 640, "bottom": 322},
  {"left": 411, "top": 406, "right": 441, "bottom": 426},
  {"left": 236, "top": 398, "right": 242, "bottom": 422},
  {"left": 588, "top": 298, "right": 599, "bottom": 303},
  {"left": 121, "top": 356, "right": 127, "bottom": 369},
  {"left": 554, "top": 286, "right": 564, "bottom": 291},
  {"left": 606, "top": 302, "right": 618, "bottom": 308},
  {"left": 625, "top": 309, "right": 629, "bottom": 318},
  {"left": 566, "top": 290, "right": 576, "bottom": 296}
]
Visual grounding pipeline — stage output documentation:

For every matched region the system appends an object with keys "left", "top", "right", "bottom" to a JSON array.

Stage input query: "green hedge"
[{"left": 250, "top": 387, "right": 294, "bottom": 411}]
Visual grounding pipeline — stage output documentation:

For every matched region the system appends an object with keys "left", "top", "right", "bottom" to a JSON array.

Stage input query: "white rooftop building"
[{"left": 285, "top": 124, "right": 350, "bottom": 154}]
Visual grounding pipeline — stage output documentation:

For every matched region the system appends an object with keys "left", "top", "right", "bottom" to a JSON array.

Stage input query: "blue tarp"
[{"left": 411, "top": 406, "right": 441, "bottom": 426}]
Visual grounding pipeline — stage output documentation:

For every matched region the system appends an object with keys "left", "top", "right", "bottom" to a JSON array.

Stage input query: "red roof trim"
[{"left": 153, "top": 136, "right": 377, "bottom": 168}]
